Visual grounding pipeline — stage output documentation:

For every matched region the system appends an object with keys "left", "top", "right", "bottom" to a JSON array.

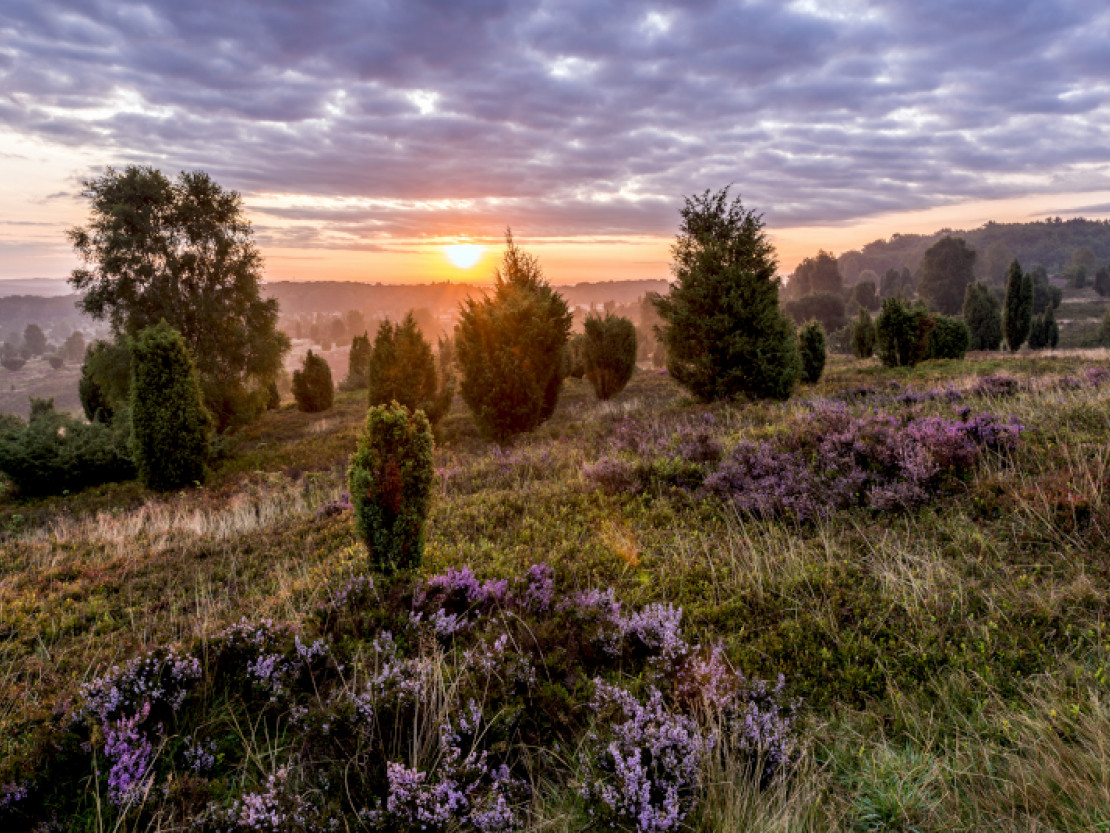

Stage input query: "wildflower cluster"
[
  {"left": 587, "top": 400, "right": 1024, "bottom": 522},
  {"left": 581, "top": 683, "right": 703, "bottom": 832},
  {"left": 76, "top": 647, "right": 203, "bottom": 810},
  {"left": 15, "top": 564, "right": 797, "bottom": 832},
  {"left": 374, "top": 706, "right": 527, "bottom": 832},
  {"left": 705, "top": 406, "right": 1024, "bottom": 519}
]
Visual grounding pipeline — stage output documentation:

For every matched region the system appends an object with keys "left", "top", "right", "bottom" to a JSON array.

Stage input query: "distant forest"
[{"left": 837, "top": 217, "right": 1110, "bottom": 285}]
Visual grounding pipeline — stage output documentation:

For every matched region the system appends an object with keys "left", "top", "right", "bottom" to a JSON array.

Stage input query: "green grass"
[{"left": 3, "top": 354, "right": 1110, "bottom": 830}]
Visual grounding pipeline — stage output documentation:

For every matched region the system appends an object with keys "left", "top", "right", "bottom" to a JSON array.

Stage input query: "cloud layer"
[{"left": 3, "top": 0, "right": 1109, "bottom": 249}]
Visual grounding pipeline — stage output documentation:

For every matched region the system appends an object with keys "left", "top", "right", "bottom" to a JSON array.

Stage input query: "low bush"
[
  {"left": 1, "top": 565, "right": 797, "bottom": 832},
  {"left": 927, "top": 315, "right": 970, "bottom": 360},
  {"left": 0, "top": 400, "right": 134, "bottom": 496}
]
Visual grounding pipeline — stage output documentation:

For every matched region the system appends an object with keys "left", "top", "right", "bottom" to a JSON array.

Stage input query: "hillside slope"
[{"left": 2, "top": 353, "right": 1110, "bottom": 830}]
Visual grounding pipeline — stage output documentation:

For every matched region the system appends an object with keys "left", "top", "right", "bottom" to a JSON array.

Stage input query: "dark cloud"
[{"left": 2, "top": 0, "right": 1109, "bottom": 245}]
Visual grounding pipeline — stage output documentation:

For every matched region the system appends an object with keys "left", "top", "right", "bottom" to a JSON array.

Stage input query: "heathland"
[{"left": 2, "top": 349, "right": 1109, "bottom": 830}]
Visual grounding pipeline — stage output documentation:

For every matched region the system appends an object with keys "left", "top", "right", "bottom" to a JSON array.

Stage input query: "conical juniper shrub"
[
  {"left": 454, "top": 233, "right": 572, "bottom": 440},
  {"left": 292, "top": 349, "right": 334, "bottom": 412},
  {"left": 129, "top": 320, "right": 210, "bottom": 491},
  {"left": 348, "top": 402, "right": 434, "bottom": 575},
  {"left": 797, "top": 320, "right": 826, "bottom": 383},
  {"left": 1002, "top": 260, "right": 1032, "bottom": 352},
  {"left": 850, "top": 306, "right": 877, "bottom": 358},
  {"left": 875, "top": 297, "right": 933, "bottom": 368},
  {"left": 366, "top": 312, "right": 452, "bottom": 425},
  {"left": 583, "top": 312, "right": 638, "bottom": 400}
]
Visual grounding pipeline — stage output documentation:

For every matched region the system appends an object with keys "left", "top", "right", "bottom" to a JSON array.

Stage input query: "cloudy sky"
[{"left": 2, "top": 0, "right": 1109, "bottom": 284}]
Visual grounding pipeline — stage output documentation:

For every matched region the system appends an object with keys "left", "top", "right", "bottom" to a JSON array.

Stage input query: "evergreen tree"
[
  {"left": 782, "top": 291, "right": 847, "bottom": 333},
  {"left": 797, "top": 321, "right": 827, "bottom": 383},
  {"left": 349, "top": 402, "right": 434, "bottom": 576},
  {"left": 130, "top": 321, "right": 210, "bottom": 491},
  {"left": 79, "top": 340, "right": 132, "bottom": 423},
  {"left": 653, "top": 187, "right": 798, "bottom": 401},
  {"left": 455, "top": 232, "right": 572, "bottom": 441},
  {"left": 876, "top": 297, "right": 933, "bottom": 367},
  {"left": 879, "top": 268, "right": 901, "bottom": 299},
  {"left": 367, "top": 312, "right": 452, "bottom": 424},
  {"left": 850, "top": 307, "right": 876, "bottom": 358},
  {"left": 63, "top": 331, "right": 86, "bottom": 362},
  {"left": 1099, "top": 311, "right": 1110, "bottom": 348},
  {"left": 918, "top": 236, "right": 977, "bottom": 315},
  {"left": 292, "top": 350, "right": 334, "bottom": 412},
  {"left": 1045, "top": 304, "right": 1059, "bottom": 348},
  {"left": 1029, "top": 265, "right": 1059, "bottom": 314},
  {"left": 22, "top": 324, "right": 47, "bottom": 356},
  {"left": 562, "top": 334, "right": 587, "bottom": 379},
  {"left": 582, "top": 313, "right": 637, "bottom": 400},
  {"left": 848, "top": 279, "right": 879, "bottom": 312},
  {"left": 962, "top": 281, "right": 1003, "bottom": 351},
  {"left": 788, "top": 250, "right": 842, "bottom": 298},
  {"left": 1002, "top": 261, "right": 1033, "bottom": 352},
  {"left": 1027, "top": 314, "right": 1047, "bottom": 350},
  {"left": 343, "top": 331, "right": 372, "bottom": 390},
  {"left": 1094, "top": 265, "right": 1110, "bottom": 297}
]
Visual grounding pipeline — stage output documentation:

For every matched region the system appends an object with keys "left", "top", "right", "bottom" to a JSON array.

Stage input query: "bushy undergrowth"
[
  {"left": 1, "top": 565, "right": 796, "bottom": 832},
  {"left": 0, "top": 400, "right": 134, "bottom": 496},
  {"left": 586, "top": 403, "right": 1023, "bottom": 521}
]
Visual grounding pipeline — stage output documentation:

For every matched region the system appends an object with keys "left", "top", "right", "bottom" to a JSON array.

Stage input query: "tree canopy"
[
  {"left": 68, "top": 165, "right": 289, "bottom": 429},
  {"left": 787, "top": 250, "right": 842, "bottom": 299}
]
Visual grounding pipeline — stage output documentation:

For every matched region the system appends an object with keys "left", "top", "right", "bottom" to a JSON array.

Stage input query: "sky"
[{"left": 2, "top": 0, "right": 1109, "bottom": 285}]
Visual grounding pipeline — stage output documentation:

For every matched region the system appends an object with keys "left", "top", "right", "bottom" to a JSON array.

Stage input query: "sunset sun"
[{"left": 445, "top": 243, "right": 484, "bottom": 269}]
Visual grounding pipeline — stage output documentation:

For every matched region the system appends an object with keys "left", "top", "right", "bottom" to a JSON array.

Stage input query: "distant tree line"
[{"left": 835, "top": 217, "right": 1110, "bottom": 285}]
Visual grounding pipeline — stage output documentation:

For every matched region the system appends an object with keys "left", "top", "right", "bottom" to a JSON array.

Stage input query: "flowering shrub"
[
  {"left": 580, "top": 683, "right": 704, "bottom": 832},
  {"left": 583, "top": 456, "right": 644, "bottom": 494},
  {"left": 12, "top": 564, "right": 797, "bottom": 832},
  {"left": 1086, "top": 366, "right": 1110, "bottom": 386},
  {"left": 703, "top": 406, "right": 1024, "bottom": 520}
]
